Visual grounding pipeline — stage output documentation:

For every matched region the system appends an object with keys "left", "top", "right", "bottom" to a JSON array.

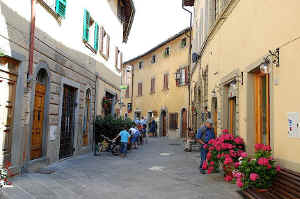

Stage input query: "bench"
[{"left": 239, "top": 168, "right": 300, "bottom": 199}]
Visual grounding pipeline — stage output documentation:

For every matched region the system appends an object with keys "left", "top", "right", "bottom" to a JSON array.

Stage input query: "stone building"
[
  {"left": 185, "top": 0, "right": 300, "bottom": 172},
  {"left": 122, "top": 28, "right": 191, "bottom": 138},
  {"left": 0, "top": 0, "right": 135, "bottom": 174}
]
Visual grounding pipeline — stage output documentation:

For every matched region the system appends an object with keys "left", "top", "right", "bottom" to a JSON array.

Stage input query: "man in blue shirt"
[
  {"left": 114, "top": 128, "right": 131, "bottom": 157},
  {"left": 196, "top": 119, "right": 215, "bottom": 174}
]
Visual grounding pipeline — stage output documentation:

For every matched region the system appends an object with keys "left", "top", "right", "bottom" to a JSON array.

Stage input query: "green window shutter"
[
  {"left": 83, "top": 9, "right": 90, "bottom": 42},
  {"left": 94, "top": 23, "right": 99, "bottom": 51},
  {"left": 55, "top": 0, "right": 66, "bottom": 18}
]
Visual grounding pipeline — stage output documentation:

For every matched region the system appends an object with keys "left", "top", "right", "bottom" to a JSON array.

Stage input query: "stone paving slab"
[{"left": 2, "top": 138, "right": 243, "bottom": 199}]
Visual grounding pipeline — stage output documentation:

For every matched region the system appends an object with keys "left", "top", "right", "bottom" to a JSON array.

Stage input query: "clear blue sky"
[{"left": 124, "top": 0, "right": 191, "bottom": 61}]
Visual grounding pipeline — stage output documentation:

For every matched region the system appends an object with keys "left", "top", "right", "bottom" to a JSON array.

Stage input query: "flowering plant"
[
  {"left": 233, "top": 144, "right": 280, "bottom": 190},
  {"left": 203, "top": 129, "right": 245, "bottom": 177},
  {"left": 0, "top": 162, "right": 11, "bottom": 191}
]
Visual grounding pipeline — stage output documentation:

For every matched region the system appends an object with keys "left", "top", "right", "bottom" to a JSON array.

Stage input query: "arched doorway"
[
  {"left": 161, "top": 110, "right": 167, "bottom": 137},
  {"left": 31, "top": 69, "right": 48, "bottom": 160},
  {"left": 181, "top": 108, "right": 187, "bottom": 138},
  {"left": 82, "top": 89, "right": 91, "bottom": 146}
]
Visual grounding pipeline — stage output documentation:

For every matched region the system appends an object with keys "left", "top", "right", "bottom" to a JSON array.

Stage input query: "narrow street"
[{"left": 3, "top": 138, "right": 242, "bottom": 199}]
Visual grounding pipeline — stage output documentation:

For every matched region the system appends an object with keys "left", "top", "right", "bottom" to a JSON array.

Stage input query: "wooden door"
[
  {"left": 213, "top": 99, "right": 218, "bottom": 136},
  {"left": 31, "top": 83, "right": 46, "bottom": 160},
  {"left": 182, "top": 109, "right": 187, "bottom": 138},
  {"left": 255, "top": 73, "right": 270, "bottom": 145},
  {"left": 82, "top": 92, "right": 90, "bottom": 146},
  {"left": 59, "top": 85, "right": 76, "bottom": 159},
  {"left": 229, "top": 97, "right": 236, "bottom": 135},
  {"left": 0, "top": 62, "right": 17, "bottom": 165}
]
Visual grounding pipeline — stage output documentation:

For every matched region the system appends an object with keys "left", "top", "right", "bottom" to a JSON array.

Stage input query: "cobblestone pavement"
[{"left": 2, "top": 137, "right": 243, "bottom": 199}]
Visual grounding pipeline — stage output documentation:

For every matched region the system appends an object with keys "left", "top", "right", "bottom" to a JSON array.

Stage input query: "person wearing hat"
[{"left": 196, "top": 119, "right": 215, "bottom": 174}]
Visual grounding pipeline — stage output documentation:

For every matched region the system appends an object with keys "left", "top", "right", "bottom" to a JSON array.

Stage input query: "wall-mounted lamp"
[
  {"left": 259, "top": 48, "right": 280, "bottom": 74},
  {"left": 211, "top": 89, "right": 216, "bottom": 97}
]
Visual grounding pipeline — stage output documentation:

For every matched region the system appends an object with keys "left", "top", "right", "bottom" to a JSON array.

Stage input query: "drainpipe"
[
  {"left": 182, "top": 2, "right": 193, "bottom": 133},
  {"left": 28, "top": 0, "right": 36, "bottom": 83},
  {"left": 93, "top": 73, "right": 99, "bottom": 156},
  {"left": 131, "top": 66, "right": 134, "bottom": 116}
]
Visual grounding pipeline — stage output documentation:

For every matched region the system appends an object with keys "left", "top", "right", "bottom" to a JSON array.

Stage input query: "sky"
[{"left": 124, "top": 0, "right": 191, "bottom": 61}]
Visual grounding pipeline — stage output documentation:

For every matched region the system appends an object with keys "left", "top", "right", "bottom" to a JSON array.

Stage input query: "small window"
[
  {"left": 138, "top": 83, "right": 143, "bottom": 96},
  {"left": 181, "top": 38, "right": 187, "bottom": 48},
  {"left": 138, "top": 61, "right": 144, "bottom": 70},
  {"left": 151, "top": 55, "right": 156, "bottom": 64},
  {"left": 125, "top": 86, "right": 130, "bottom": 98},
  {"left": 100, "top": 27, "right": 110, "bottom": 59},
  {"left": 163, "top": 74, "right": 169, "bottom": 90},
  {"left": 164, "top": 47, "right": 170, "bottom": 57},
  {"left": 83, "top": 9, "right": 99, "bottom": 53},
  {"left": 115, "top": 47, "right": 123, "bottom": 72},
  {"left": 169, "top": 113, "right": 178, "bottom": 129},
  {"left": 150, "top": 78, "right": 155, "bottom": 94},
  {"left": 176, "top": 67, "right": 188, "bottom": 86}
]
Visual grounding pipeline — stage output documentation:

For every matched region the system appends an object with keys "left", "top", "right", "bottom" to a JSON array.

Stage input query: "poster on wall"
[{"left": 288, "top": 112, "right": 300, "bottom": 138}]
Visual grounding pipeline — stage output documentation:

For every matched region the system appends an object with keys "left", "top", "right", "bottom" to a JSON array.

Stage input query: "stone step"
[{"left": 24, "top": 158, "right": 49, "bottom": 173}]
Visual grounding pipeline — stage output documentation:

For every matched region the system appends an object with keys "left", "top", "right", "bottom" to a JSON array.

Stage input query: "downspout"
[
  {"left": 93, "top": 73, "right": 99, "bottom": 156},
  {"left": 131, "top": 66, "right": 134, "bottom": 117},
  {"left": 28, "top": 0, "right": 36, "bottom": 82},
  {"left": 182, "top": 2, "right": 193, "bottom": 135}
]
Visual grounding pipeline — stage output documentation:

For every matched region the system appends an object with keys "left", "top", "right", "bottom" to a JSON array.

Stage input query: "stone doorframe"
[
  {"left": 3, "top": 51, "right": 25, "bottom": 173},
  {"left": 159, "top": 107, "right": 168, "bottom": 137},
  {"left": 27, "top": 61, "right": 51, "bottom": 162},
  {"left": 58, "top": 77, "right": 80, "bottom": 157}
]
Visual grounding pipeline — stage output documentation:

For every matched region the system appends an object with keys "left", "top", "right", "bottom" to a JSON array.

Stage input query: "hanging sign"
[{"left": 120, "top": 85, "right": 128, "bottom": 90}]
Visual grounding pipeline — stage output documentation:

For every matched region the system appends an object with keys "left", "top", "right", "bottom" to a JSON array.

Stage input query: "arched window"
[{"left": 83, "top": 89, "right": 91, "bottom": 146}]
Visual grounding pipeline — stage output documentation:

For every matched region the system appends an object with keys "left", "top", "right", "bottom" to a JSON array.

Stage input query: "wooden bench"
[{"left": 239, "top": 168, "right": 300, "bottom": 199}]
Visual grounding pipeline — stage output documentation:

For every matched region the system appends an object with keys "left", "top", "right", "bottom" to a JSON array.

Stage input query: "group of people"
[
  {"left": 134, "top": 117, "right": 157, "bottom": 137},
  {"left": 113, "top": 122, "right": 148, "bottom": 158}
]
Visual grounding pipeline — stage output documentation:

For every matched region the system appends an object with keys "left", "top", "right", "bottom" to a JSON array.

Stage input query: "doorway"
[
  {"left": 181, "top": 108, "right": 187, "bottom": 138},
  {"left": 212, "top": 98, "right": 218, "bottom": 136},
  {"left": 31, "top": 69, "right": 48, "bottom": 160},
  {"left": 254, "top": 72, "right": 270, "bottom": 145},
  {"left": 59, "top": 85, "right": 77, "bottom": 159},
  {"left": 0, "top": 57, "right": 18, "bottom": 165},
  {"left": 82, "top": 89, "right": 91, "bottom": 146},
  {"left": 161, "top": 111, "right": 167, "bottom": 136},
  {"left": 228, "top": 97, "right": 236, "bottom": 135}
]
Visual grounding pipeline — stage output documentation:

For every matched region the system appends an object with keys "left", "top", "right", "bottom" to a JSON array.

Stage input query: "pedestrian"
[
  {"left": 201, "top": 106, "right": 211, "bottom": 123},
  {"left": 149, "top": 118, "right": 156, "bottom": 137},
  {"left": 114, "top": 128, "right": 131, "bottom": 158},
  {"left": 196, "top": 119, "right": 215, "bottom": 174},
  {"left": 142, "top": 123, "right": 148, "bottom": 144},
  {"left": 129, "top": 127, "right": 140, "bottom": 149}
]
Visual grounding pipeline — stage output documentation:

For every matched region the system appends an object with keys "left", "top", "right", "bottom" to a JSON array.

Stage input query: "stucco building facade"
[
  {"left": 0, "top": 0, "right": 134, "bottom": 174},
  {"left": 122, "top": 28, "right": 190, "bottom": 138},
  {"left": 185, "top": 0, "right": 300, "bottom": 172}
]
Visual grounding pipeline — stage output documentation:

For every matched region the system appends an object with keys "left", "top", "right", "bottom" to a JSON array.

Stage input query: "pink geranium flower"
[
  {"left": 236, "top": 178, "right": 243, "bottom": 188},
  {"left": 210, "top": 161, "right": 215, "bottom": 165},
  {"left": 255, "top": 144, "right": 264, "bottom": 151},
  {"left": 240, "top": 152, "right": 248, "bottom": 158},
  {"left": 224, "top": 157, "right": 233, "bottom": 165},
  {"left": 207, "top": 152, "right": 212, "bottom": 160},
  {"left": 250, "top": 173, "right": 260, "bottom": 181},
  {"left": 202, "top": 161, "right": 208, "bottom": 170},
  {"left": 258, "top": 157, "right": 269, "bottom": 166},
  {"left": 224, "top": 175, "right": 233, "bottom": 182},
  {"left": 234, "top": 162, "right": 240, "bottom": 168},
  {"left": 209, "top": 146, "right": 215, "bottom": 151},
  {"left": 276, "top": 165, "right": 281, "bottom": 172},
  {"left": 222, "top": 129, "right": 229, "bottom": 134},
  {"left": 203, "top": 144, "right": 208, "bottom": 149},
  {"left": 263, "top": 145, "right": 272, "bottom": 151}
]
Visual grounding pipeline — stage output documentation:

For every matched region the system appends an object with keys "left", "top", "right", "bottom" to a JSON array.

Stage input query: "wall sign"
[{"left": 288, "top": 112, "right": 300, "bottom": 138}]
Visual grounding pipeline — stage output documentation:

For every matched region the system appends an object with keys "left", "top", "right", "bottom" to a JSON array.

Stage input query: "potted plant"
[
  {"left": 203, "top": 129, "right": 246, "bottom": 181},
  {"left": 233, "top": 144, "right": 280, "bottom": 191}
]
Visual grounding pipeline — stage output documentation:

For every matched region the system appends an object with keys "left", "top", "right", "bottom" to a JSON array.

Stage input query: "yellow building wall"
[
  {"left": 194, "top": 0, "right": 300, "bottom": 171},
  {"left": 123, "top": 34, "right": 190, "bottom": 138}
]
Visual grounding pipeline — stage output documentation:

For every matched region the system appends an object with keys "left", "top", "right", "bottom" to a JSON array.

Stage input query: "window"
[
  {"left": 164, "top": 47, "right": 170, "bottom": 57},
  {"left": 83, "top": 9, "right": 99, "bottom": 53},
  {"left": 169, "top": 113, "right": 178, "bottom": 129},
  {"left": 115, "top": 47, "right": 123, "bottom": 72},
  {"left": 138, "top": 83, "right": 143, "bottom": 96},
  {"left": 125, "top": 86, "right": 130, "bottom": 98},
  {"left": 117, "top": 0, "right": 126, "bottom": 22},
  {"left": 176, "top": 67, "right": 188, "bottom": 86},
  {"left": 181, "top": 38, "right": 187, "bottom": 48},
  {"left": 150, "top": 78, "right": 155, "bottom": 94},
  {"left": 151, "top": 55, "right": 156, "bottom": 64},
  {"left": 127, "top": 103, "right": 132, "bottom": 113},
  {"left": 138, "top": 61, "right": 144, "bottom": 70},
  {"left": 55, "top": 0, "right": 66, "bottom": 17},
  {"left": 38, "top": 0, "right": 67, "bottom": 19},
  {"left": 163, "top": 74, "right": 169, "bottom": 90},
  {"left": 100, "top": 27, "right": 110, "bottom": 59}
]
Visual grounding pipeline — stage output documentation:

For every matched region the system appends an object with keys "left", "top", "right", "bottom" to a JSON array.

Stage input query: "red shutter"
[{"left": 100, "top": 27, "right": 104, "bottom": 52}]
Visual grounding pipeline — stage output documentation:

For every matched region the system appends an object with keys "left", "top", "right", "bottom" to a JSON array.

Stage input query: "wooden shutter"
[
  {"left": 166, "top": 74, "right": 169, "bottom": 89},
  {"left": 106, "top": 35, "right": 110, "bottom": 58},
  {"left": 94, "top": 23, "right": 99, "bottom": 51},
  {"left": 138, "top": 83, "right": 142, "bottom": 96},
  {"left": 120, "top": 52, "right": 123, "bottom": 69},
  {"left": 115, "top": 47, "right": 119, "bottom": 68},
  {"left": 100, "top": 27, "right": 104, "bottom": 52},
  {"left": 56, "top": 0, "right": 66, "bottom": 17},
  {"left": 185, "top": 67, "right": 189, "bottom": 85},
  {"left": 163, "top": 75, "right": 166, "bottom": 89},
  {"left": 83, "top": 9, "right": 90, "bottom": 42}
]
